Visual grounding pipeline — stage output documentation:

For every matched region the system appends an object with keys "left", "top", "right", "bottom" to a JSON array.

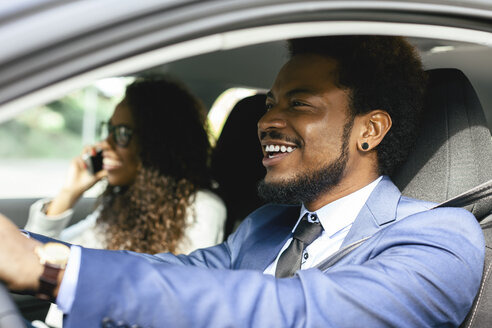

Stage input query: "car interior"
[
  {"left": 1, "top": 3, "right": 492, "bottom": 325},
  {"left": 2, "top": 36, "right": 492, "bottom": 327}
]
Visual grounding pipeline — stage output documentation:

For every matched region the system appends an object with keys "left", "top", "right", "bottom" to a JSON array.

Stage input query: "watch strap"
[{"left": 36, "top": 263, "right": 60, "bottom": 302}]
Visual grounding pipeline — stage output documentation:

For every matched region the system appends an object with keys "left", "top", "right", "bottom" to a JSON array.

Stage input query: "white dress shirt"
[
  {"left": 57, "top": 177, "right": 382, "bottom": 314},
  {"left": 263, "top": 176, "right": 382, "bottom": 275}
]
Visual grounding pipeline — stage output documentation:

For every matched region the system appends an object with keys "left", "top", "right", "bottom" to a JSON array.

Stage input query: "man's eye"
[
  {"left": 265, "top": 103, "right": 274, "bottom": 111},
  {"left": 291, "top": 101, "right": 305, "bottom": 107}
]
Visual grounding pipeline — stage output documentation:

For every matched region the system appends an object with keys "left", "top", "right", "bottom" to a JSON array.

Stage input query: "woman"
[
  {"left": 26, "top": 76, "right": 226, "bottom": 255},
  {"left": 27, "top": 77, "right": 227, "bottom": 328}
]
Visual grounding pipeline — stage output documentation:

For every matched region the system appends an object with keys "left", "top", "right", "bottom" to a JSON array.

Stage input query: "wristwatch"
[{"left": 34, "top": 242, "right": 70, "bottom": 301}]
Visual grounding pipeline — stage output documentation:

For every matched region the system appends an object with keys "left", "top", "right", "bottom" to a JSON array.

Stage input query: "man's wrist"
[{"left": 34, "top": 242, "right": 70, "bottom": 301}]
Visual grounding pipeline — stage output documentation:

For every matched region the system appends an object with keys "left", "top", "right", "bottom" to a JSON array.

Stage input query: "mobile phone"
[{"left": 83, "top": 150, "right": 103, "bottom": 175}]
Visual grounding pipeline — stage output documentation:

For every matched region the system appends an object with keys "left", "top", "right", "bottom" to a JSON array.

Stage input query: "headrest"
[
  {"left": 211, "top": 93, "right": 266, "bottom": 185},
  {"left": 211, "top": 94, "right": 267, "bottom": 234},
  {"left": 392, "top": 69, "right": 492, "bottom": 219}
]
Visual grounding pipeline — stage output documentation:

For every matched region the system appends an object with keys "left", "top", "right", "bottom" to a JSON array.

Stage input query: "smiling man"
[
  {"left": 0, "top": 36, "right": 485, "bottom": 328},
  {"left": 258, "top": 37, "right": 418, "bottom": 208}
]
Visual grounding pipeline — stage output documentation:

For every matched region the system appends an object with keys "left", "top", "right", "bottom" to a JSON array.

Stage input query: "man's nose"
[{"left": 257, "top": 105, "right": 287, "bottom": 135}]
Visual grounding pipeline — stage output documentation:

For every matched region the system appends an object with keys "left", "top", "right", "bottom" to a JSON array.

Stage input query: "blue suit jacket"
[{"left": 62, "top": 177, "right": 484, "bottom": 327}]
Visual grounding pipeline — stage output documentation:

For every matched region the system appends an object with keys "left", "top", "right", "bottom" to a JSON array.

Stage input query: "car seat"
[
  {"left": 211, "top": 94, "right": 267, "bottom": 237},
  {"left": 391, "top": 68, "right": 492, "bottom": 327}
]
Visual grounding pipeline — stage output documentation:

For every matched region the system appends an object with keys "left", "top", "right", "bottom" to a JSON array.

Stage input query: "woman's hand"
[
  {"left": 46, "top": 145, "right": 108, "bottom": 216},
  {"left": 65, "top": 146, "right": 108, "bottom": 197}
]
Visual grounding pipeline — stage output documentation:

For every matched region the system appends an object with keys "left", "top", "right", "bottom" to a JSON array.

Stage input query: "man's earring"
[{"left": 361, "top": 142, "right": 369, "bottom": 150}]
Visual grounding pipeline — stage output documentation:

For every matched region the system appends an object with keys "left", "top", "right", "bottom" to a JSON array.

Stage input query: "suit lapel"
[
  {"left": 238, "top": 205, "right": 300, "bottom": 271},
  {"left": 238, "top": 177, "right": 401, "bottom": 269},
  {"left": 341, "top": 176, "right": 401, "bottom": 247}
]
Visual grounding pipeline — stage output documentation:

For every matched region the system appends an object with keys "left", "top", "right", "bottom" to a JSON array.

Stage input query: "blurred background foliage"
[{"left": 0, "top": 79, "right": 128, "bottom": 159}]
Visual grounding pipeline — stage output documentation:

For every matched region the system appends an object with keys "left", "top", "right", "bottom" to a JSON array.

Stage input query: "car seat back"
[
  {"left": 391, "top": 68, "right": 492, "bottom": 327},
  {"left": 393, "top": 69, "right": 492, "bottom": 218},
  {"left": 461, "top": 219, "right": 492, "bottom": 328}
]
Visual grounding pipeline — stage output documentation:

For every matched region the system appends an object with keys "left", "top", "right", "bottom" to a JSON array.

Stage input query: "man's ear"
[{"left": 355, "top": 110, "right": 392, "bottom": 151}]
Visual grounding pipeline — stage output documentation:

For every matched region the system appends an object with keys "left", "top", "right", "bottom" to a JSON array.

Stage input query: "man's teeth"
[{"left": 265, "top": 145, "right": 295, "bottom": 153}]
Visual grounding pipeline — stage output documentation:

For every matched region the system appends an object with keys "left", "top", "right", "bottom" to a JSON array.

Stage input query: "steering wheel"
[{"left": 0, "top": 283, "right": 25, "bottom": 328}]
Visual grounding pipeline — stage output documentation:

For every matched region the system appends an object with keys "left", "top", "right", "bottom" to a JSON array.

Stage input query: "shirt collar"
[{"left": 295, "top": 176, "right": 383, "bottom": 237}]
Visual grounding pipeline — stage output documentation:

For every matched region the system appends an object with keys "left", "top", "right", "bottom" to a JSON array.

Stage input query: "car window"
[
  {"left": 0, "top": 77, "right": 260, "bottom": 199},
  {"left": 208, "top": 87, "right": 260, "bottom": 141},
  {"left": 0, "top": 77, "right": 131, "bottom": 198}
]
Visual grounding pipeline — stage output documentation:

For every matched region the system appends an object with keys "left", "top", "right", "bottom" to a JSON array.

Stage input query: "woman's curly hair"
[
  {"left": 288, "top": 36, "right": 427, "bottom": 176},
  {"left": 97, "top": 76, "right": 212, "bottom": 254}
]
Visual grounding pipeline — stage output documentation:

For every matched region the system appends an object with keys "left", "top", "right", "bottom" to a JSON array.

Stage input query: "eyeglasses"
[{"left": 99, "top": 121, "right": 134, "bottom": 147}]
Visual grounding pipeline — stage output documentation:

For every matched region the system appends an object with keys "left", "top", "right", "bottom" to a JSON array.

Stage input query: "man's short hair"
[{"left": 288, "top": 35, "right": 427, "bottom": 176}]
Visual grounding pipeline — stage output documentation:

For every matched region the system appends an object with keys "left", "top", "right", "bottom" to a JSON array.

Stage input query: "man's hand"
[{"left": 0, "top": 213, "right": 43, "bottom": 292}]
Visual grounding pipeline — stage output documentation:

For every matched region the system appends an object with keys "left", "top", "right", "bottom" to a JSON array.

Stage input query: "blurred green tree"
[{"left": 0, "top": 82, "right": 123, "bottom": 159}]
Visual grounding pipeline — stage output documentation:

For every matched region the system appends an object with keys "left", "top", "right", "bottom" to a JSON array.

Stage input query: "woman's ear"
[{"left": 356, "top": 110, "right": 392, "bottom": 152}]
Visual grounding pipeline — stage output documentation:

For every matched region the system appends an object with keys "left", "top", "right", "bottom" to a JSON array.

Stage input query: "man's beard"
[{"left": 257, "top": 119, "right": 353, "bottom": 205}]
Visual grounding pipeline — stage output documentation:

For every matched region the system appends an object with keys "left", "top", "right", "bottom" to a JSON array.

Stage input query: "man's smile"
[
  {"left": 259, "top": 130, "right": 301, "bottom": 167},
  {"left": 261, "top": 141, "right": 298, "bottom": 168},
  {"left": 264, "top": 144, "right": 296, "bottom": 158}
]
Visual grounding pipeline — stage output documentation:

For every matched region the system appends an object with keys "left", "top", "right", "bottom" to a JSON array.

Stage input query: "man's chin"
[
  {"left": 262, "top": 175, "right": 286, "bottom": 186},
  {"left": 257, "top": 159, "right": 347, "bottom": 205},
  {"left": 257, "top": 179, "right": 301, "bottom": 205},
  {"left": 263, "top": 167, "right": 299, "bottom": 184}
]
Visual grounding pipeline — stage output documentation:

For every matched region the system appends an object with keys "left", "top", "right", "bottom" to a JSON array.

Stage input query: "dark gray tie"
[{"left": 275, "top": 213, "right": 323, "bottom": 278}]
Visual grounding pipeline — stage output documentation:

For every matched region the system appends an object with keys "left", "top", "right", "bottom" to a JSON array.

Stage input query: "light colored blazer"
[
  {"left": 25, "top": 189, "right": 226, "bottom": 327},
  {"left": 59, "top": 177, "right": 484, "bottom": 328},
  {"left": 25, "top": 189, "right": 226, "bottom": 254}
]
